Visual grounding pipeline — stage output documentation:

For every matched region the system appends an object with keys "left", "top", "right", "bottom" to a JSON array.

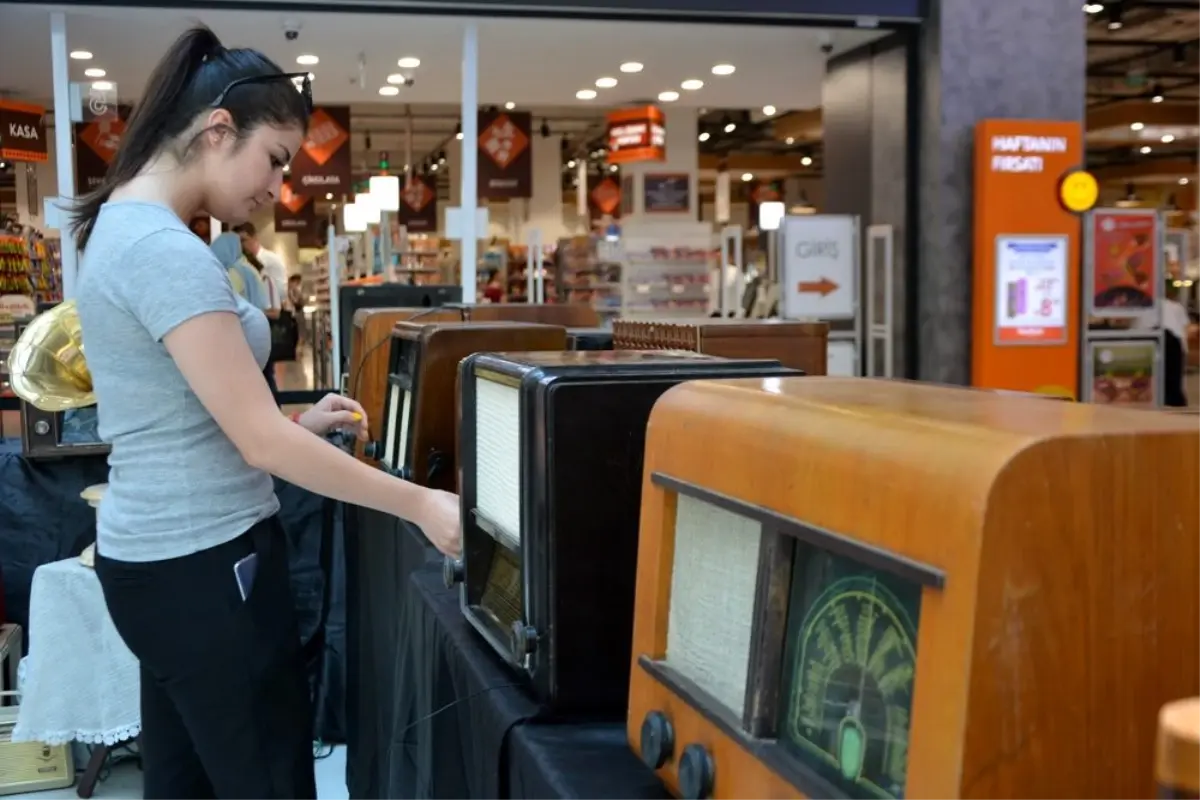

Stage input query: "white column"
[
  {"left": 50, "top": 12, "right": 79, "bottom": 300},
  {"left": 528, "top": 134, "right": 565, "bottom": 242},
  {"left": 575, "top": 160, "right": 587, "bottom": 223},
  {"left": 459, "top": 23, "right": 479, "bottom": 302}
]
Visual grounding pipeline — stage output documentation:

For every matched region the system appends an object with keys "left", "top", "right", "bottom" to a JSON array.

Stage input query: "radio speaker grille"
[
  {"left": 383, "top": 385, "right": 409, "bottom": 471},
  {"left": 474, "top": 376, "right": 522, "bottom": 546},
  {"left": 665, "top": 493, "right": 761, "bottom": 718}
]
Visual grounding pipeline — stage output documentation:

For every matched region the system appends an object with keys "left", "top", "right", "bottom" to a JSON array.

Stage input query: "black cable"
[{"left": 398, "top": 682, "right": 522, "bottom": 744}]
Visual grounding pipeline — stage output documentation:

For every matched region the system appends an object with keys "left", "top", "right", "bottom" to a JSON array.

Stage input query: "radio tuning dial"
[
  {"left": 442, "top": 557, "right": 464, "bottom": 588},
  {"left": 34, "top": 420, "right": 50, "bottom": 436},
  {"left": 678, "top": 744, "right": 714, "bottom": 800},
  {"left": 509, "top": 621, "right": 538, "bottom": 662},
  {"left": 363, "top": 441, "right": 382, "bottom": 460},
  {"left": 639, "top": 710, "right": 674, "bottom": 770}
]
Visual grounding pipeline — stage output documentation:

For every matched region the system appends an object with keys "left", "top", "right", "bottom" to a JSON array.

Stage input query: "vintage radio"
[
  {"left": 369, "top": 321, "right": 568, "bottom": 490},
  {"left": 612, "top": 318, "right": 829, "bottom": 376},
  {"left": 457, "top": 302, "right": 601, "bottom": 328},
  {"left": 349, "top": 307, "right": 464, "bottom": 462},
  {"left": 20, "top": 404, "right": 108, "bottom": 460},
  {"left": 337, "top": 283, "right": 461, "bottom": 362},
  {"left": 448, "top": 350, "right": 800, "bottom": 718},
  {"left": 1156, "top": 698, "right": 1199, "bottom": 799},
  {"left": 567, "top": 327, "right": 614, "bottom": 351},
  {"left": 628, "top": 377, "right": 1198, "bottom": 799}
]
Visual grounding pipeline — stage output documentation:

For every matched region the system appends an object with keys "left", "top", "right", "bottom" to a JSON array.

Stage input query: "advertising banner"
[
  {"left": 290, "top": 105, "right": 352, "bottom": 197},
  {"left": 992, "top": 235, "right": 1068, "bottom": 345},
  {"left": 606, "top": 106, "right": 665, "bottom": 165},
  {"left": 1086, "top": 337, "right": 1161, "bottom": 408},
  {"left": 477, "top": 110, "right": 532, "bottom": 199},
  {"left": 587, "top": 175, "right": 622, "bottom": 222},
  {"left": 0, "top": 100, "right": 47, "bottom": 163},
  {"left": 275, "top": 181, "right": 322, "bottom": 248},
  {"left": 74, "top": 117, "right": 126, "bottom": 195},
  {"left": 643, "top": 173, "right": 690, "bottom": 213},
  {"left": 1088, "top": 208, "right": 1161, "bottom": 317},
  {"left": 397, "top": 174, "right": 439, "bottom": 233}
]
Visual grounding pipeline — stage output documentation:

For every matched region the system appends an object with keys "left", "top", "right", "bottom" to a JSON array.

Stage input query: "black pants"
[
  {"left": 95, "top": 518, "right": 316, "bottom": 799},
  {"left": 1165, "top": 331, "right": 1188, "bottom": 408}
]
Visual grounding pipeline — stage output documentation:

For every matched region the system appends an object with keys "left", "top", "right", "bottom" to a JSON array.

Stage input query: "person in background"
[
  {"left": 287, "top": 274, "right": 305, "bottom": 346},
  {"left": 1162, "top": 286, "right": 1191, "bottom": 407},
  {"left": 211, "top": 231, "right": 266, "bottom": 309},
  {"left": 233, "top": 222, "right": 287, "bottom": 309},
  {"left": 68, "top": 24, "right": 460, "bottom": 799}
]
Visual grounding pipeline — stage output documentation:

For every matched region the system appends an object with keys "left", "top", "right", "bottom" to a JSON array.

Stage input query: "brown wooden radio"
[
  {"left": 612, "top": 318, "right": 829, "bottom": 375},
  {"left": 369, "top": 321, "right": 568, "bottom": 490},
  {"left": 458, "top": 302, "right": 601, "bottom": 328},
  {"left": 628, "top": 377, "right": 1199, "bottom": 800},
  {"left": 1156, "top": 698, "right": 1200, "bottom": 799},
  {"left": 349, "top": 307, "right": 463, "bottom": 463}
]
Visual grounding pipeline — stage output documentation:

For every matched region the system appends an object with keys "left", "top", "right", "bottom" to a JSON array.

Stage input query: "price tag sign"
[{"left": 993, "top": 235, "right": 1069, "bottom": 345}]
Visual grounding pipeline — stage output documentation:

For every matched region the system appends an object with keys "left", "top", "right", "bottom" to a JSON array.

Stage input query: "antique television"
[
  {"left": 455, "top": 302, "right": 601, "bottom": 328},
  {"left": 627, "top": 377, "right": 1199, "bottom": 799},
  {"left": 448, "top": 350, "right": 801, "bottom": 718},
  {"left": 567, "top": 327, "right": 614, "bottom": 351},
  {"left": 337, "top": 283, "right": 461, "bottom": 369},
  {"left": 349, "top": 306, "right": 464, "bottom": 462},
  {"left": 369, "top": 321, "right": 568, "bottom": 490},
  {"left": 613, "top": 318, "right": 829, "bottom": 376}
]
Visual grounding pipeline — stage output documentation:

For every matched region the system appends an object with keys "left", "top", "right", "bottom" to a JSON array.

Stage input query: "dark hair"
[
  {"left": 71, "top": 25, "right": 309, "bottom": 250},
  {"left": 243, "top": 248, "right": 265, "bottom": 273},
  {"left": 233, "top": 221, "right": 257, "bottom": 237}
]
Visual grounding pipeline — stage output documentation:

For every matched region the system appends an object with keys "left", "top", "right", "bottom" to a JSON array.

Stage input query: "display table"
[{"left": 505, "top": 722, "right": 670, "bottom": 799}]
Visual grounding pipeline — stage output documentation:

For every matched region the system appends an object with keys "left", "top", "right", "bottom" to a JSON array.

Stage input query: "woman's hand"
[
  {"left": 298, "top": 394, "right": 369, "bottom": 441},
  {"left": 414, "top": 488, "right": 462, "bottom": 558}
]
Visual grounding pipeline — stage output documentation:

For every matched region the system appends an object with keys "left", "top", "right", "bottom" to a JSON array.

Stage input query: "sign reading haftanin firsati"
[{"left": 989, "top": 135, "right": 1069, "bottom": 173}]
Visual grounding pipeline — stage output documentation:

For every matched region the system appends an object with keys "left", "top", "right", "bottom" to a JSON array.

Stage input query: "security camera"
[
  {"left": 818, "top": 31, "right": 834, "bottom": 55},
  {"left": 283, "top": 18, "right": 302, "bottom": 41}
]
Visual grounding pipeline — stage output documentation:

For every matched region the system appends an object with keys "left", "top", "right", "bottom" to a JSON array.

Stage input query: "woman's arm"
[{"left": 162, "top": 310, "right": 460, "bottom": 554}]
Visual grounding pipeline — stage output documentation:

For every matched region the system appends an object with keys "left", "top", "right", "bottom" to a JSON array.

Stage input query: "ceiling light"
[
  {"left": 658, "top": 91, "right": 679, "bottom": 102},
  {"left": 1082, "top": 3, "right": 1103, "bottom": 12},
  {"left": 576, "top": 89, "right": 598, "bottom": 100},
  {"left": 619, "top": 62, "right": 644, "bottom": 73},
  {"left": 1107, "top": 4, "right": 1123, "bottom": 29},
  {"left": 69, "top": 50, "right": 92, "bottom": 61},
  {"left": 84, "top": 67, "right": 106, "bottom": 78},
  {"left": 610, "top": 165, "right": 618, "bottom": 173},
  {"left": 505, "top": 101, "right": 516, "bottom": 110},
  {"left": 681, "top": 79, "right": 704, "bottom": 91},
  {"left": 698, "top": 132, "right": 710, "bottom": 142},
  {"left": 785, "top": 136, "right": 795, "bottom": 145},
  {"left": 379, "top": 86, "right": 400, "bottom": 96},
  {"left": 456, "top": 131, "right": 463, "bottom": 140},
  {"left": 762, "top": 105, "right": 777, "bottom": 116},
  {"left": 387, "top": 74, "right": 409, "bottom": 85},
  {"left": 1130, "top": 122, "right": 1144, "bottom": 131},
  {"left": 296, "top": 54, "right": 319, "bottom": 66},
  {"left": 712, "top": 64, "right": 736, "bottom": 76},
  {"left": 326, "top": 193, "right": 333, "bottom": 200},
  {"left": 724, "top": 122, "right": 736, "bottom": 133},
  {"left": 596, "top": 77, "right": 618, "bottom": 88},
  {"left": 741, "top": 173, "right": 753, "bottom": 182},
  {"left": 1181, "top": 177, "right": 1190, "bottom": 185},
  {"left": 430, "top": 163, "right": 438, "bottom": 172},
  {"left": 455, "top": 122, "right": 463, "bottom": 140},
  {"left": 1150, "top": 85, "right": 1164, "bottom": 103},
  {"left": 1162, "top": 134, "right": 1176, "bottom": 143},
  {"left": 801, "top": 156, "right": 813, "bottom": 166},
  {"left": 91, "top": 80, "right": 113, "bottom": 91},
  {"left": 1140, "top": 145, "right": 1152, "bottom": 154},
  {"left": 397, "top": 57, "right": 421, "bottom": 69},
  {"left": 567, "top": 160, "right": 576, "bottom": 168}
]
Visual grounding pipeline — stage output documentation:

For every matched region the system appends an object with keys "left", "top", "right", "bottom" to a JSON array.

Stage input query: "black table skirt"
[{"left": 505, "top": 722, "right": 670, "bottom": 800}]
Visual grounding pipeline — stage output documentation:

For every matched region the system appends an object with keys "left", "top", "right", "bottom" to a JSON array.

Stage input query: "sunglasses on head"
[{"left": 210, "top": 72, "right": 313, "bottom": 115}]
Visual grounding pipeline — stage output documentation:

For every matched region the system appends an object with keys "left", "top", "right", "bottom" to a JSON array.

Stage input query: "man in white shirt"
[{"left": 234, "top": 222, "right": 289, "bottom": 311}]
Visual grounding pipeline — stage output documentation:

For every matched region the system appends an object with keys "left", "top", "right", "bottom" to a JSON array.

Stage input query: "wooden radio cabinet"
[
  {"left": 612, "top": 318, "right": 829, "bottom": 376},
  {"left": 459, "top": 302, "right": 601, "bottom": 328},
  {"left": 628, "top": 377, "right": 1198, "bottom": 799}
]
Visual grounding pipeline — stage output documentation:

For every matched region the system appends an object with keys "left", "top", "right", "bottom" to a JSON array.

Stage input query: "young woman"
[{"left": 71, "top": 26, "right": 460, "bottom": 799}]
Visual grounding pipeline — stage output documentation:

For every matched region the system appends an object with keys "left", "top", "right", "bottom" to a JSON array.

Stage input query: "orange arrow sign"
[{"left": 797, "top": 277, "right": 839, "bottom": 296}]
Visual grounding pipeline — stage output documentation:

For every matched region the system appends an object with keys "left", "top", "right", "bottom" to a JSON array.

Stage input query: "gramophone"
[
  {"left": 448, "top": 350, "right": 800, "bottom": 718},
  {"left": 6, "top": 300, "right": 109, "bottom": 460}
]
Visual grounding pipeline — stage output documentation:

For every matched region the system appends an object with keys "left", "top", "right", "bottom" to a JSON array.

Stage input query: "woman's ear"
[{"left": 203, "top": 108, "right": 236, "bottom": 146}]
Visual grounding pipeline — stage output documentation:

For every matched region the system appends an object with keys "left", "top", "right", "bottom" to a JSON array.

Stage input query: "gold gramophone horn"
[{"left": 6, "top": 299, "right": 96, "bottom": 412}]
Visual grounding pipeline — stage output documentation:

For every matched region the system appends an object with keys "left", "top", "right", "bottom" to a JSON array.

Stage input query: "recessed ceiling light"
[
  {"left": 712, "top": 64, "right": 736, "bottom": 76},
  {"left": 1162, "top": 134, "right": 1176, "bottom": 143},
  {"left": 296, "top": 55, "right": 319, "bottom": 66},
  {"left": 1130, "top": 122, "right": 1144, "bottom": 131},
  {"left": 801, "top": 156, "right": 813, "bottom": 166},
  {"left": 762, "top": 105, "right": 777, "bottom": 116},
  {"left": 681, "top": 79, "right": 704, "bottom": 91},
  {"left": 741, "top": 173, "right": 753, "bottom": 182},
  {"left": 658, "top": 91, "right": 679, "bottom": 102},
  {"left": 1083, "top": 3, "right": 1103, "bottom": 12},
  {"left": 326, "top": 193, "right": 333, "bottom": 200},
  {"left": 386, "top": 73, "right": 407, "bottom": 85},
  {"left": 1140, "top": 145, "right": 1152, "bottom": 154},
  {"left": 567, "top": 159, "right": 577, "bottom": 168},
  {"left": 379, "top": 86, "right": 400, "bottom": 96},
  {"left": 69, "top": 50, "right": 92, "bottom": 61},
  {"left": 619, "top": 62, "right": 644, "bottom": 73},
  {"left": 698, "top": 132, "right": 710, "bottom": 142},
  {"left": 84, "top": 67, "right": 106, "bottom": 78},
  {"left": 397, "top": 57, "right": 421, "bottom": 69},
  {"left": 91, "top": 80, "right": 113, "bottom": 91},
  {"left": 576, "top": 89, "right": 598, "bottom": 100},
  {"left": 1181, "top": 177, "right": 1191, "bottom": 185},
  {"left": 505, "top": 101, "right": 516, "bottom": 110},
  {"left": 610, "top": 164, "right": 618, "bottom": 173},
  {"left": 785, "top": 136, "right": 795, "bottom": 145},
  {"left": 596, "top": 77, "right": 618, "bottom": 89},
  {"left": 724, "top": 122, "right": 736, "bottom": 133}
]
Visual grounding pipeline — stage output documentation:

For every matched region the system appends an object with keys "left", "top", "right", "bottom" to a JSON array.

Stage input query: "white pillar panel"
[
  {"left": 50, "top": 12, "right": 79, "bottom": 299},
  {"left": 528, "top": 134, "right": 566, "bottom": 242},
  {"left": 459, "top": 22, "right": 479, "bottom": 303}
]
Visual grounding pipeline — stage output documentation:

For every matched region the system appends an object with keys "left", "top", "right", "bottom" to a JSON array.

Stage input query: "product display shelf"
[
  {"left": 28, "top": 238, "right": 61, "bottom": 306},
  {"left": 0, "top": 235, "right": 33, "bottom": 297},
  {"left": 557, "top": 235, "right": 623, "bottom": 317},
  {"left": 508, "top": 242, "right": 559, "bottom": 304},
  {"left": 619, "top": 239, "right": 714, "bottom": 318}
]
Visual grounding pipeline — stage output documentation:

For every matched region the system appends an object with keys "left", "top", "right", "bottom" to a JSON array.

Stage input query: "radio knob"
[
  {"left": 678, "top": 744, "right": 714, "bottom": 800},
  {"left": 33, "top": 420, "right": 50, "bottom": 436},
  {"left": 509, "top": 621, "right": 538, "bottom": 662},
  {"left": 442, "top": 557, "right": 464, "bottom": 588},
  {"left": 639, "top": 710, "right": 674, "bottom": 770},
  {"left": 363, "top": 441, "right": 382, "bottom": 460}
]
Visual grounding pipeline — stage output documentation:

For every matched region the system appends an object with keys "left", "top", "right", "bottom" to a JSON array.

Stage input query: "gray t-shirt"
[{"left": 76, "top": 201, "right": 279, "bottom": 562}]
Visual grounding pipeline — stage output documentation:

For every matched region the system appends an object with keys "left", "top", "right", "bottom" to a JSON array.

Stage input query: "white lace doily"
[{"left": 12, "top": 558, "right": 140, "bottom": 746}]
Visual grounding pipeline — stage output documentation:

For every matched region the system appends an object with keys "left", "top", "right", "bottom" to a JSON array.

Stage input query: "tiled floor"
[{"left": 6, "top": 744, "right": 348, "bottom": 800}]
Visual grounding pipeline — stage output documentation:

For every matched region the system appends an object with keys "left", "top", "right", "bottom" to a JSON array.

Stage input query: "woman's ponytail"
[{"left": 69, "top": 26, "right": 224, "bottom": 251}]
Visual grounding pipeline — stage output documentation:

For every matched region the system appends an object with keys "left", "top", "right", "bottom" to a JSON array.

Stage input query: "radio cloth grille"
[
  {"left": 474, "top": 377, "right": 522, "bottom": 546},
  {"left": 665, "top": 493, "right": 761, "bottom": 718}
]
